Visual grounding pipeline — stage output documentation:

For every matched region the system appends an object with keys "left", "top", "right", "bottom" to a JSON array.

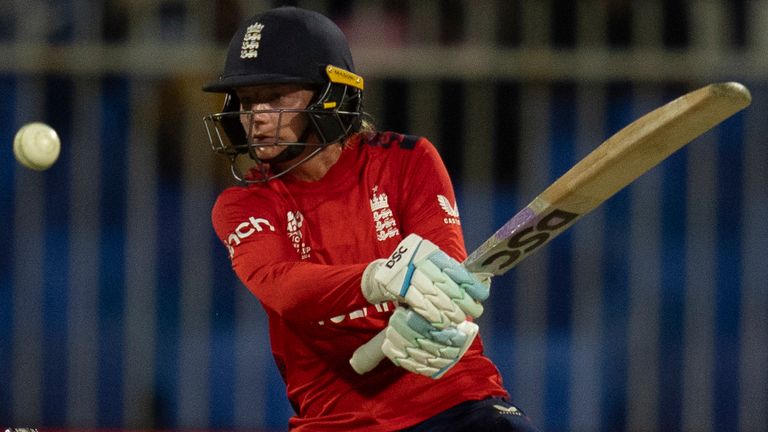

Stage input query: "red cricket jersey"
[{"left": 212, "top": 132, "right": 509, "bottom": 431}]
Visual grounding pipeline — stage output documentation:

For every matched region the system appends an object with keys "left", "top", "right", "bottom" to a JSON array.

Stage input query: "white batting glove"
[
  {"left": 361, "top": 234, "right": 489, "bottom": 328},
  {"left": 382, "top": 307, "right": 479, "bottom": 379}
]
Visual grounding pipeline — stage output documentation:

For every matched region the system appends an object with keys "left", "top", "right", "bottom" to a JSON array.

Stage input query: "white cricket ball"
[{"left": 13, "top": 122, "right": 61, "bottom": 171}]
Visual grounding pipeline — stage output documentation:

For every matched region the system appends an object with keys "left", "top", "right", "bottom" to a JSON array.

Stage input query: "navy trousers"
[{"left": 401, "top": 397, "right": 541, "bottom": 432}]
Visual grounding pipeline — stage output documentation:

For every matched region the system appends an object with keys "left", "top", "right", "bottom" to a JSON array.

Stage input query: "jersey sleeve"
[
  {"left": 212, "top": 187, "right": 369, "bottom": 323},
  {"left": 395, "top": 137, "right": 468, "bottom": 261}
]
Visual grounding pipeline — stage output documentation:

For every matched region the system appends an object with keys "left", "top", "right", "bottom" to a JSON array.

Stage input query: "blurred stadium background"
[{"left": 1, "top": 0, "right": 766, "bottom": 431}]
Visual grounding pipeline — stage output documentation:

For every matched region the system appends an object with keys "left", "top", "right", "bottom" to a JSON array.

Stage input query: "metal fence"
[{"left": 1, "top": 1, "right": 766, "bottom": 431}]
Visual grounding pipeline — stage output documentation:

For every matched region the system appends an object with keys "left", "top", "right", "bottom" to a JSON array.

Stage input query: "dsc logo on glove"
[{"left": 385, "top": 245, "right": 409, "bottom": 268}]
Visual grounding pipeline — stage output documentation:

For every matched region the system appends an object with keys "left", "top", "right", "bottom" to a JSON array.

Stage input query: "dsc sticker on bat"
[{"left": 468, "top": 207, "right": 580, "bottom": 274}]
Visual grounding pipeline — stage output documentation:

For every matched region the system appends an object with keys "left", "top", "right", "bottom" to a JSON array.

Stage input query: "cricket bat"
[{"left": 350, "top": 82, "right": 752, "bottom": 374}]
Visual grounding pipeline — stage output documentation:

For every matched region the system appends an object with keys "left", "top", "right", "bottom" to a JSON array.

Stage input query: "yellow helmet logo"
[{"left": 326, "top": 65, "right": 364, "bottom": 90}]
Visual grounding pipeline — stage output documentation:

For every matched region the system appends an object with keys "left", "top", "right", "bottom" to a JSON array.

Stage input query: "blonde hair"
[
  {"left": 342, "top": 114, "right": 377, "bottom": 148},
  {"left": 358, "top": 116, "right": 376, "bottom": 134}
]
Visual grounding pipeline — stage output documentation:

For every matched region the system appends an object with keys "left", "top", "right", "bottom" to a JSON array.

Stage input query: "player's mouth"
[{"left": 251, "top": 134, "right": 279, "bottom": 145}]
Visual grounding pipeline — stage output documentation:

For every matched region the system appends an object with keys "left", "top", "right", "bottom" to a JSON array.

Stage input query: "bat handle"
[{"left": 349, "top": 329, "right": 387, "bottom": 374}]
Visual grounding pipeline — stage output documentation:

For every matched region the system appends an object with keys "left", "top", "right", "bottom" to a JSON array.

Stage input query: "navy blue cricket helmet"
[{"left": 202, "top": 6, "right": 365, "bottom": 182}]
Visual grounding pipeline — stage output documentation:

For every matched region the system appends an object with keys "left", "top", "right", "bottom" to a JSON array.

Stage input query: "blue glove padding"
[{"left": 382, "top": 307, "right": 479, "bottom": 379}]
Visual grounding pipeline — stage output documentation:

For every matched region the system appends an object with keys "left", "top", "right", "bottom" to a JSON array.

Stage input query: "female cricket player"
[{"left": 202, "top": 6, "right": 539, "bottom": 431}]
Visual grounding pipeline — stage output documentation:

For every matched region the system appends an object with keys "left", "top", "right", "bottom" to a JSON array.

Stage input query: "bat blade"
[
  {"left": 350, "top": 82, "right": 751, "bottom": 375},
  {"left": 464, "top": 81, "right": 751, "bottom": 275}
]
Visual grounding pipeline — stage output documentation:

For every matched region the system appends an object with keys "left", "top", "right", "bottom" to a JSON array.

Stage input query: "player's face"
[{"left": 236, "top": 84, "right": 316, "bottom": 160}]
